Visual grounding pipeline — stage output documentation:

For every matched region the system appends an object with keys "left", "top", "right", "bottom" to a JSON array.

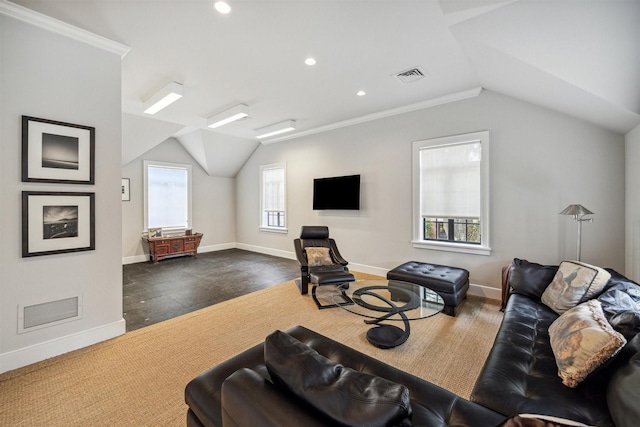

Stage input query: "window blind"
[
  {"left": 420, "top": 141, "right": 481, "bottom": 218},
  {"left": 148, "top": 166, "right": 188, "bottom": 228},
  {"left": 263, "top": 166, "right": 285, "bottom": 212}
]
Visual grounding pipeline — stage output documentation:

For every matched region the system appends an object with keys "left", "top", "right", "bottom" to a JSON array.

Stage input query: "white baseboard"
[
  {"left": 348, "top": 262, "right": 389, "bottom": 277},
  {"left": 0, "top": 319, "right": 126, "bottom": 374},
  {"left": 468, "top": 283, "right": 501, "bottom": 300},
  {"left": 235, "top": 243, "right": 297, "bottom": 260},
  {"left": 123, "top": 243, "right": 502, "bottom": 301},
  {"left": 122, "top": 242, "right": 237, "bottom": 265},
  {"left": 236, "top": 247, "right": 501, "bottom": 301},
  {"left": 122, "top": 254, "right": 148, "bottom": 265},
  {"left": 349, "top": 263, "right": 500, "bottom": 301},
  {"left": 198, "top": 242, "right": 236, "bottom": 253}
]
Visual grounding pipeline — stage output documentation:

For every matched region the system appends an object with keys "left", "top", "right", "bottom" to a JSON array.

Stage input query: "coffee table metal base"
[
  {"left": 366, "top": 324, "right": 409, "bottom": 349},
  {"left": 350, "top": 285, "right": 413, "bottom": 349},
  {"left": 333, "top": 279, "right": 444, "bottom": 349}
]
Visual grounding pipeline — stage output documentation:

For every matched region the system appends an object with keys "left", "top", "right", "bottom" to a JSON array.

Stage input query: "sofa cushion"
[
  {"left": 606, "top": 336, "right": 640, "bottom": 427},
  {"left": 305, "top": 247, "right": 332, "bottom": 266},
  {"left": 221, "top": 367, "right": 331, "bottom": 427},
  {"left": 264, "top": 329, "right": 412, "bottom": 427},
  {"left": 549, "top": 300, "right": 626, "bottom": 387},
  {"left": 510, "top": 258, "right": 558, "bottom": 299},
  {"left": 541, "top": 260, "right": 611, "bottom": 314},
  {"left": 471, "top": 294, "right": 615, "bottom": 425}
]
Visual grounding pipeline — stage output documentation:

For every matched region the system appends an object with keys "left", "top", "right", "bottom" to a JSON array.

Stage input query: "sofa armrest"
[{"left": 500, "top": 263, "right": 512, "bottom": 311}]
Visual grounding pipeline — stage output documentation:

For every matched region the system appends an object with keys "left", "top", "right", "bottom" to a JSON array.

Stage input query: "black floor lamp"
[{"left": 559, "top": 204, "right": 594, "bottom": 262}]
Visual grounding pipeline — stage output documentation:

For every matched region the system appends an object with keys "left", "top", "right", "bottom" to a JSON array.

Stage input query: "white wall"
[
  {"left": 236, "top": 90, "right": 626, "bottom": 295},
  {"left": 626, "top": 124, "right": 640, "bottom": 281},
  {"left": 122, "top": 138, "right": 236, "bottom": 263},
  {"left": 0, "top": 17, "right": 124, "bottom": 372}
]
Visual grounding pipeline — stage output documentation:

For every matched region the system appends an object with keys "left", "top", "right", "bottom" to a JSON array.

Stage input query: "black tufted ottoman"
[{"left": 386, "top": 261, "right": 469, "bottom": 316}]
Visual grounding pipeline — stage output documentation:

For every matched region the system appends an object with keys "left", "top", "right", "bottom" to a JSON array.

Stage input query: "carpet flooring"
[{"left": 0, "top": 273, "right": 503, "bottom": 427}]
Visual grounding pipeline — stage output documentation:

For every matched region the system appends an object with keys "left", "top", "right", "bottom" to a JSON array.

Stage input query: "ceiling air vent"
[{"left": 394, "top": 66, "right": 427, "bottom": 84}]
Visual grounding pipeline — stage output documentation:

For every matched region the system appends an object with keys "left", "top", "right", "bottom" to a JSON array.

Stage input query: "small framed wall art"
[
  {"left": 22, "top": 191, "right": 95, "bottom": 257},
  {"left": 22, "top": 116, "right": 95, "bottom": 184},
  {"left": 122, "top": 178, "right": 130, "bottom": 201}
]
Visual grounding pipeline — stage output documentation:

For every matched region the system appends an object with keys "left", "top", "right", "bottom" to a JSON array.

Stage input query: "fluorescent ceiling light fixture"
[
  {"left": 207, "top": 104, "right": 249, "bottom": 129},
  {"left": 305, "top": 57, "right": 317, "bottom": 66},
  {"left": 357, "top": 90, "right": 366, "bottom": 96},
  {"left": 255, "top": 120, "right": 296, "bottom": 139},
  {"left": 143, "top": 81, "right": 183, "bottom": 114},
  {"left": 215, "top": 1, "right": 231, "bottom": 14}
]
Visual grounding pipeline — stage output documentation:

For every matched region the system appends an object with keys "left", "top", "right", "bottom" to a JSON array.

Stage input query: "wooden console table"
[{"left": 143, "top": 233, "right": 203, "bottom": 264}]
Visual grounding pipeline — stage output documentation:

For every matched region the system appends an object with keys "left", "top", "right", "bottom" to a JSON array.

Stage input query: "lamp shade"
[{"left": 559, "top": 204, "right": 593, "bottom": 216}]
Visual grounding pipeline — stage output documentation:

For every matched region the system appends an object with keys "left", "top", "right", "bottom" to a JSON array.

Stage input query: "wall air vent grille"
[
  {"left": 19, "top": 296, "right": 82, "bottom": 333},
  {"left": 394, "top": 67, "right": 427, "bottom": 84}
]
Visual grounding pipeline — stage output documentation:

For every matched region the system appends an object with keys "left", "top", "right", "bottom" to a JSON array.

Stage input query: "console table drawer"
[
  {"left": 170, "top": 240, "right": 184, "bottom": 253},
  {"left": 155, "top": 244, "right": 169, "bottom": 256}
]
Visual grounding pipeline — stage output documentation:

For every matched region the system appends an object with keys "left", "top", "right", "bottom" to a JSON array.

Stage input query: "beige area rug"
[{"left": 0, "top": 274, "right": 503, "bottom": 426}]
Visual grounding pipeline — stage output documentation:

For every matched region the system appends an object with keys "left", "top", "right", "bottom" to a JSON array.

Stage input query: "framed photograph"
[
  {"left": 122, "top": 178, "right": 130, "bottom": 201},
  {"left": 148, "top": 228, "right": 163, "bottom": 238},
  {"left": 22, "top": 191, "right": 95, "bottom": 257},
  {"left": 22, "top": 116, "right": 95, "bottom": 184}
]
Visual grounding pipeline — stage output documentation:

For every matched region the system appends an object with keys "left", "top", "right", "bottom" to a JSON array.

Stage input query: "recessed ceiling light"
[
  {"left": 214, "top": 1, "right": 231, "bottom": 14},
  {"left": 357, "top": 90, "right": 366, "bottom": 96},
  {"left": 305, "top": 58, "right": 317, "bottom": 66}
]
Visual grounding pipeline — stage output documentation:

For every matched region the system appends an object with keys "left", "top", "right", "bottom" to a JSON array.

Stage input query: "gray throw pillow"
[{"left": 598, "top": 283, "right": 640, "bottom": 340}]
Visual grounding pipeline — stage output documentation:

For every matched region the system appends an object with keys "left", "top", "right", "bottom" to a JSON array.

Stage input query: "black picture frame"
[
  {"left": 22, "top": 116, "right": 95, "bottom": 184},
  {"left": 22, "top": 191, "right": 95, "bottom": 257}
]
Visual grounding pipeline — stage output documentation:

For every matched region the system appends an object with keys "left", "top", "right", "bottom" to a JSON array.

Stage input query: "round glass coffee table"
[{"left": 331, "top": 279, "right": 445, "bottom": 348}]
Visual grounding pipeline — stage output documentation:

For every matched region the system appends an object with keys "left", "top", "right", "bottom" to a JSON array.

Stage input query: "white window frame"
[
  {"left": 412, "top": 131, "right": 491, "bottom": 256},
  {"left": 259, "top": 162, "right": 288, "bottom": 234},
  {"left": 143, "top": 160, "right": 193, "bottom": 234}
]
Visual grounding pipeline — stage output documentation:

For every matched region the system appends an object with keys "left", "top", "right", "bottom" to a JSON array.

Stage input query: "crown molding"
[
  {"left": 261, "top": 87, "right": 484, "bottom": 144},
  {"left": 0, "top": 0, "right": 130, "bottom": 58}
]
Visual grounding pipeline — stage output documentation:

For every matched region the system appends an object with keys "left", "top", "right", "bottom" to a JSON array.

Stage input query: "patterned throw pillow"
[
  {"left": 548, "top": 299, "right": 626, "bottom": 387},
  {"left": 541, "top": 260, "right": 611, "bottom": 314},
  {"left": 305, "top": 247, "right": 333, "bottom": 266}
]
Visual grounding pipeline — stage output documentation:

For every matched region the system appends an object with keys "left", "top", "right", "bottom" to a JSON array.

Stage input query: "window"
[
  {"left": 412, "top": 131, "right": 490, "bottom": 255},
  {"left": 144, "top": 160, "right": 192, "bottom": 233},
  {"left": 260, "top": 163, "right": 287, "bottom": 233}
]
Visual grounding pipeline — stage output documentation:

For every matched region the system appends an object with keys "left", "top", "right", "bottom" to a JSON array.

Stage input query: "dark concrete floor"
[{"left": 122, "top": 249, "right": 300, "bottom": 332}]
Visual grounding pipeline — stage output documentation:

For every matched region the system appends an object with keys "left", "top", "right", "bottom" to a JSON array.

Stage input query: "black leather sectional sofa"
[
  {"left": 185, "top": 260, "right": 640, "bottom": 427},
  {"left": 471, "top": 260, "right": 639, "bottom": 427}
]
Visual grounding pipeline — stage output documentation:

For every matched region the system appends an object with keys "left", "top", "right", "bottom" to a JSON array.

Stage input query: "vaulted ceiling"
[{"left": 12, "top": 0, "right": 640, "bottom": 177}]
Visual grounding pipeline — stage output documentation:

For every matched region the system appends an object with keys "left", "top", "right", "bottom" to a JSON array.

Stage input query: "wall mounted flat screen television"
[{"left": 313, "top": 174, "right": 360, "bottom": 210}]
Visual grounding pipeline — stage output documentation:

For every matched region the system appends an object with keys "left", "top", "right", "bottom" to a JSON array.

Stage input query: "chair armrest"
[
  {"left": 329, "top": 239, "right": 348, "bottom": 266},
  {"left": 293, "top": 239, "right": 308, "bottom": 267}
]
